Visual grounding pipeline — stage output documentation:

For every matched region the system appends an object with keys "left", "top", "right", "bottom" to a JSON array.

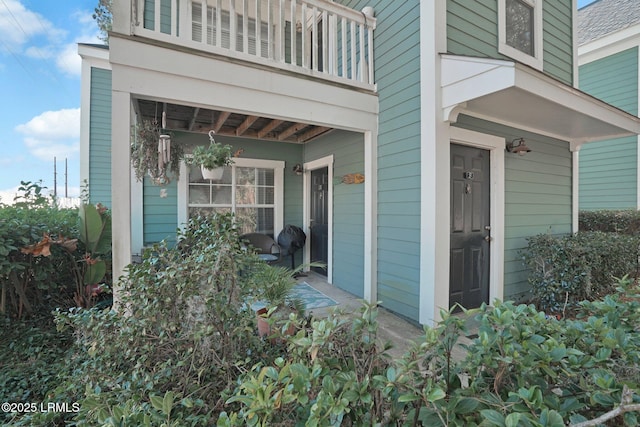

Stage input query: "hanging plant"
[
  {"left": 185, "top": 130, "right": 235, "bottom": 180},
  {"left": 131, "top": 120, "right": 184, "bottom": 186}
]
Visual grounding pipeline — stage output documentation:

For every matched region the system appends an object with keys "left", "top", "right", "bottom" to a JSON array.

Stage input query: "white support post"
[
  {"left": 230, "top": 0, "right": 237, "bottom": 51},
  {"left": 363, "top": 129, "right": 378, "bottom": 303},
  {"left": 242, "top": 0, "right": 249, "bottom": 53},
  {"left": 255, "top": 0, "right": 262, "bottom": 57},
  {"left": 111, "top": 90, "right": 133, "bottom": 310},
  {"left": 340, "top": 17, "right": 347, "bottom": 79},
  {"left": 290, "top": 0, "right": 297, "bottom": 65},
  {"left": 216, "top": 0, "right": 223, "bottom": 47}
]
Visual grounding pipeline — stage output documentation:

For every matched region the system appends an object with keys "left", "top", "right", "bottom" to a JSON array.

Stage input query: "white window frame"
[
  {"left": 498, "top": 0, "right": 543, "bottom": 70},
  {"left": 178, "top": 157, "right": 285, "bottom": 237}
]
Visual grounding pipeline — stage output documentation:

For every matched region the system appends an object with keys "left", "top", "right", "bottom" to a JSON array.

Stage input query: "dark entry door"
[
  {"left": 450, "top": 144, "right": 490, "bottom": 309},
  {"left": 310, "top": 167, "right": 329, "bottom": 275}
]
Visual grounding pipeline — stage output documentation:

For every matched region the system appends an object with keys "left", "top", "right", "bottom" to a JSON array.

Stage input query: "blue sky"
[
  {"left": 0, "top": 0, "right": 100, "bottom": 203},
  {"left": 0, "top": 0, "right": 598, "bottom": 204}
]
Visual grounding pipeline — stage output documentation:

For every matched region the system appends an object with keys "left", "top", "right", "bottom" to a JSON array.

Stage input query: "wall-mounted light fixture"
[
  {"left": 506, "top": 138, "right": 532, "bottom": 156},
  {"left": 292, "top": 164, "right": 304, "bottom": 175}
]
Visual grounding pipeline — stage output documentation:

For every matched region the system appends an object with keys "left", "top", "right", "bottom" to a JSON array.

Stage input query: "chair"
[{"left": 240, "top": 233, "right": 281, "bottom": 264}]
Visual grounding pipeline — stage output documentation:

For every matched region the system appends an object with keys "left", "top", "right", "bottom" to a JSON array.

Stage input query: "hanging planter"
[
  {"left": 186, "top": 130, "right": 235, "bottom": 181},
  {"left": 131, "top": 119, "right": 183, "bottom": 186},
  {"left": 201, "top": 165, "right": 225, "bottom": 180}
]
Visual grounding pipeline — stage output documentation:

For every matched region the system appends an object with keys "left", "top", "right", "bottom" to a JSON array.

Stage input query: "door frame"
[
  {"left": 448, "top": 127, "right": 505, "bottom": 307},
  {"left": 303, "top": 155, "right": 334, "bottom": 283}
]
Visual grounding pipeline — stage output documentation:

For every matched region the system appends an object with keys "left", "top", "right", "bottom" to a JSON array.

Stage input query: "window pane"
[
  {"left": 506, "top": 0, "right": 534, "bottom": 56},
  {"left": 235, "top": 207, "right": 274, "bottom": 235},
  {"left": 188, "top": 207, "right": 231, "bottom": 218},
  {"left": 236, "top": 185, "right": 274, "bottom": 205},
  {"left": 189, "top": 184, "right": 210, "bottom": 204},
  {"left": 211, "top": 185, "right": 232, "bottom": 204}
]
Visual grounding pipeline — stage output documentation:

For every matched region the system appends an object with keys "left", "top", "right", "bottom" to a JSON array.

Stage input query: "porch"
[{"left": 300, "top": 271, "right": 472, "bottom": 360}]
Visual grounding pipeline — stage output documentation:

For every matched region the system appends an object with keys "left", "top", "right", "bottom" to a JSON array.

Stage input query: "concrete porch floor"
[{"left": 298, "top": 272, "right": 473, "bottom": 360}]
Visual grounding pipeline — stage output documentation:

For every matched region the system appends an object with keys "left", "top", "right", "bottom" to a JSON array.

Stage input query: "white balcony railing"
[{"left": 132, "top": 0, "right": 376, "bottom": 89}]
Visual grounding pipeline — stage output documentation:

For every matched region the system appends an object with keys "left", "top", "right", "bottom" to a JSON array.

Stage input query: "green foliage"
[
  {"left": 92, "top": 0, "right": 112, "bottom": 44},
  {"left": 0, "top": 314, "right": 76, "bottom": 426},
  {"left": 186, "top": 141, "right": 234, "bottom": 170},
  {"left": 580, "top": 209, "right": 640, "bottom": 235},
  {"left": 221, "top": 301, "right": 393, "bottom": 426},
  {"left": 223, "top": 278, "right": 640, "bottom": 426},
  {"left": 52, "top": 213, "right": 277, "bottom": 425},
  {"left": 0, "top": 182, "right": 79, "bottom": 318},
  {"left": 521, "top": 232, "right": 639, "bottom": 312},
  {"left": 131, "top": 120, "right": 184, "bottom": 185}
]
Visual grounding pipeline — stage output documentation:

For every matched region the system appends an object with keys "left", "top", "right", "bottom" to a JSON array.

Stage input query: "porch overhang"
[{"left": 441, "top": 55, "right": 640, "bottom": 149}]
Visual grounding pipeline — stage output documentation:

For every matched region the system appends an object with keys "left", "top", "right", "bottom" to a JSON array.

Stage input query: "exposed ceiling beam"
[
  {"left": 277, "top": 122, "right": 309, "bottom": 141},
  {"left": 297, "top": 126, "right": 331, "bottom": 142},
  {"left": 257, "top": 119, "right": 284, "bottom": 138},
  {"left": 188, "top": 107, "right": 200, "bottom": 131},
  {"left": 236, "top": 115, "right": 258, "bottom": 136},
  {"left": 213, "top": 111, "right": 231, "bottom": 133}
]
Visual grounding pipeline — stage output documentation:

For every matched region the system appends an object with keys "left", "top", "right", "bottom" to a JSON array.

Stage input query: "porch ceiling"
[
  {"left": 134, "top": 98, "right": 333, "bottom": 143},
  {"left": 441, "top": 55, "right": 640, "bottom": 147}
]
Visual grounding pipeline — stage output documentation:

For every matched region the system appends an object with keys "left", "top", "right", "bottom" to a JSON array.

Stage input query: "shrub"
[
  {"left": 580, "top": 209, "right": 640, "bottom": 235},
  {"left": 521, "top": 232, "right": 639, "bottom": 313},
  {"left": 0, "top": 182, "right": 80, "bottom": 318},
  {"left": 52, "top": 213, "right": 280, "bottom": 425},
  {"left": 0, "top": 314, "right": 76, "bottom": 426},
  {"left": 220, "top": 302, "right": 393, "bottom": 426}
]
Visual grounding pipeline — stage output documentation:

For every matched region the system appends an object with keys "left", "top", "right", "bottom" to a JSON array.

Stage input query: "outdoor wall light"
[
  {"left": 293, "top": 164, "right": 304, "bottom": 175},
  {"left": 506, "top": 138, "right": 532, "bottom": 155}
]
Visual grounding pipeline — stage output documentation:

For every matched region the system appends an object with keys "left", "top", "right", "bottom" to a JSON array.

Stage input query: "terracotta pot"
[{"left": 256, "top": 307, "right": 296, "bottom": 340}]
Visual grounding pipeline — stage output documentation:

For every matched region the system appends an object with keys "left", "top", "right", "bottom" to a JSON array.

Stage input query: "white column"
[
  {"left": 363, "top": 129, "right": 378, "bottom": 303},
  {"left": 420, "top": 0, "right": 448, "bottom": 325},
  {"left": 572, "top": 146, "right": 580, "bottom": 233},
  {"left": 111, "top": 90, "right": 133, "bottom": 308}
]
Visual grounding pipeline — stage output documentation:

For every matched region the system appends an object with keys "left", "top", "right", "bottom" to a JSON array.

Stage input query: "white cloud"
[
  {"left": 0, "top": 1, "right": 101, "bottom": 77},
  {"left": 15, "top": 108, "right": 80, "bottom": 161},
  {"left": 0, "top": 186, "right": 20, "bottom": 205},
  {"left": 0, "top": 0, "right": 63, "bottom": 48}
]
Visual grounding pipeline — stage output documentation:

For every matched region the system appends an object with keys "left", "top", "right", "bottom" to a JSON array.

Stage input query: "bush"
[
  {"left": 0, "top": 182, "right": 80, "bottom": 318},
  {"left": 0, "top": 314, "right": 76, "bottom": 426},
  {"left": 222, "top": 278, "right": 640, "bottom": 426},
  {"left": 521, "top": 232, "right": 639, "bottom": 313},
  {"left": 580, "top": 209, "right": 640, "bottom": 234},
  {"left": 51, "top": 213, "right": 281, "bottom": 425}
]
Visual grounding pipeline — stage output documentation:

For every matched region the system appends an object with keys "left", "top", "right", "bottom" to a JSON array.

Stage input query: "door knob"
[{"left": 484, "top": 235, "right": 492, "bottom": 242}]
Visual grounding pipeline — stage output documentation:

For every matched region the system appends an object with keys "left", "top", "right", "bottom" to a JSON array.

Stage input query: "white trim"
[
  {"left": 572, "top": 147, "right": 580, "bottom": 233},
  {"left": 572, "top": 0, "right": 578, "bottom": 87},
  {"left": 449, "top": 127, "right": 506, "bottom": 308},
  {"left": 178, "top": 157, "right": 285, "bottom": 238},
  {"left": 302, "top": 155, "right": 334, "bottom": 284},
  {"left": 498, "top": 0, "right": 543, "bottom": 70},
  {"left": 441, "top": 55, "right": 640, "bottom": 144},
  {"left": 111, "top": 90, "right": 133, "bottom": 309},
  {"left": 420, "top": 0, "right": 448, "bottom": 325},
  {"left": 363, "top": 130, "right": 377, "bottom": 303},
  {"left": 578, "top": 24, "right": 640, "bottom": 65}
]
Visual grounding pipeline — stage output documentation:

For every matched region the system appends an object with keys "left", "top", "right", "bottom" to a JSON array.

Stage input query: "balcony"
[{"left": 131, "top": 0, "right": 376, "bottom": 91}]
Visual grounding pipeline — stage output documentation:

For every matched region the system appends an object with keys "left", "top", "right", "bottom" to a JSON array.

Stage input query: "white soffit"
[{"left": 441, "top": 54, "right": 640, "bottom": 145}]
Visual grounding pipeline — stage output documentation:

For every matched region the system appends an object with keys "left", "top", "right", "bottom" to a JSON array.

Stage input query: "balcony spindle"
[{"left": 135, "top": 0, "right": 375, "bottom": 88}]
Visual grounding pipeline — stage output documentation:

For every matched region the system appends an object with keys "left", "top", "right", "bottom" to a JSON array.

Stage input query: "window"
[
  {"left": 499, "top": 0, "right": 542, "bottom": 69},
  {"left": 183, "top": 158, "right": 284, "bottom": 237}
]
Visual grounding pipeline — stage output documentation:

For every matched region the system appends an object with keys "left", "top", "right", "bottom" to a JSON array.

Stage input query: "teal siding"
[
  {"left": 141, "top": 132, "right": 304, "bottom": 247},
  {"left": 89, "top": 67, "right": 112, "bottom": 208},
  {"left": 579, "top": 47, "right": 639, "bottom": 210},
  {"left": 305, "top": 130, "right": 365, "bottom": 297},
  {"left": 455, "top": 115, "right": 573, "bottom": 301},
  {"left": 143, "top": 178, "right": 177, "bottom": 245},
  {"left": 447, "top": 0, "right": 574, "bottom": 85},
  {"left": 339, "top": 0, "right": 422, "bottom": 321}
]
